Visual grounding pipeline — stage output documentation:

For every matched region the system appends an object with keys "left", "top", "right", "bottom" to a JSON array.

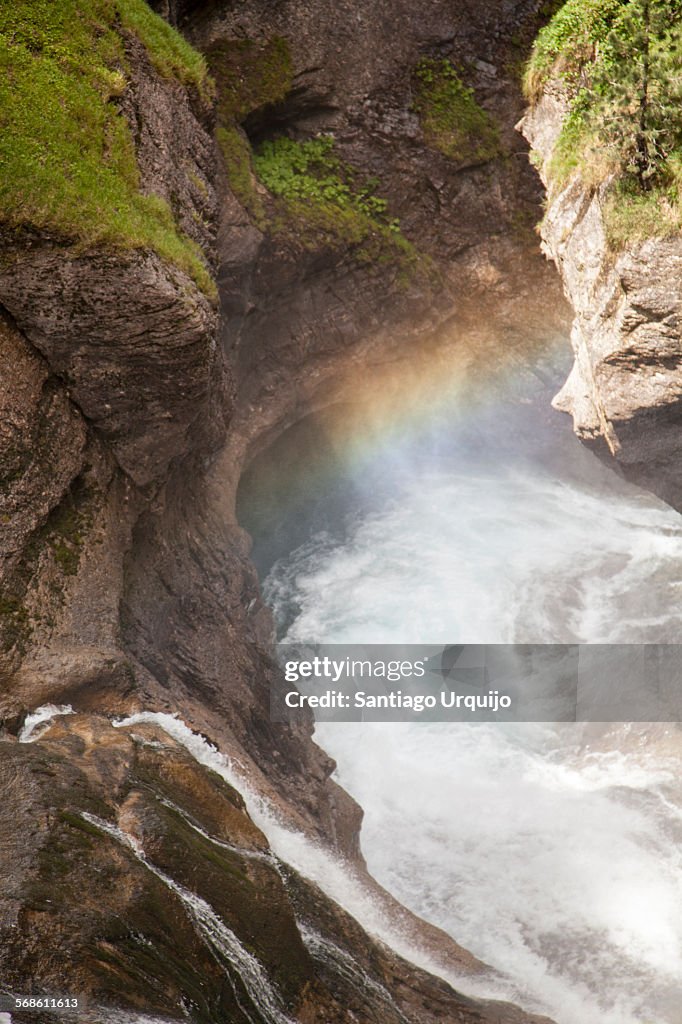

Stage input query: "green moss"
[
  {"left": 44, "top": 479, "right": 97, "bottom": 577},
  {"left": 94, "top": 931, "right": 222, "bottom": 1024},
  {"left": 51, "top": 541, "right": 79, "bottom": 576},
  {"left": 253, "top": 136, "right": 419, "bottom": 268},
  {"left": 216, "top": 125, "right": 265, "bottom": 223},
  {"left": 207, "top": 37, "right": 292, "bottom": 222},
  {"left": 208, "top": 36, "right": 293, "bottom": 124},
  {"left": 188, "top": 171, "right": 209, "bottom": 200},
  {"left": 0, "top": 1, "right": 215, "bottom": 295},
  {"left": 0, "top": 477, "right": 99, "bottom": 657},
  {"left": 0, "top": 593, "right": 31, "bottom": 653},
  {"left": 158, "top": 801, "right": 249, "bottom": 883},
  {"left": 27, "top": 810, "right": 225, "bottom": 1022},
  {"left": 117, "top": 0, "right": 214, "bottom": 103},
  {"left": 413, "top": 58, "right": 500, "bottom": 164},
  {"left": 58, "top": 810, "right": 106, "bottom": 841}
]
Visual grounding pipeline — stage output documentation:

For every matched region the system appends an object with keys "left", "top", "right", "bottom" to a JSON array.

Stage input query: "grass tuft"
[
  {"left": 118, "top": 0, "right": 214, "bottom": 103},
  {"left": 0, "top": 1, "right": 215, "bottom": 295}
]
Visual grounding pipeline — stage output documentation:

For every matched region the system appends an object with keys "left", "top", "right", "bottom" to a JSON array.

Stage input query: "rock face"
[
  {"left": 521, "top": 93, "right": 682, "bottom": 510},
  {"left": 198, "top": 0, "right": 570, "bottom": 469},
  {"left": 0, "top": 246, "right": 221, "bottom": 488},
  {"left": 0, "top": 1, "right": 567, "bottom": 1021},
  {"left": 0, "top": 30, "right": 224, "bottom": 490},
  {"left": 0, "top": 714, "right": 554, "bottom": 1024}
]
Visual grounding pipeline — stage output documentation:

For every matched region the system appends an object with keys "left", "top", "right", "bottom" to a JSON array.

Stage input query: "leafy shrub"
[
  {"left": 527, "top": 0, "right": 682, "bottom": 244},
  {"left": 254, "top": 138, "right": 395, "bottom": 222},
  {"left": 252, "top": 136, "right": 415, "bottom": 263},
  {"left": 523, "top": 0, "right": 622, "bottom": 99}
]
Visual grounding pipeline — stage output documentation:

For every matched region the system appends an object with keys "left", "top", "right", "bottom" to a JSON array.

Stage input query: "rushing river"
[{"left": 239, "top": 338, "right": 682, "bottom": 1024}]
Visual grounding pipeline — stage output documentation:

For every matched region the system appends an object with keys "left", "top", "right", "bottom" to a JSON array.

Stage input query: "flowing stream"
[{"left": 239, "top": 338, "right": 682, "bottom": 1024}]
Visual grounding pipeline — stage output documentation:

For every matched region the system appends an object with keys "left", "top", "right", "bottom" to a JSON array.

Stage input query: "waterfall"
[{"left": 254, "top": 350, "right": 682, "bottom": 1024}]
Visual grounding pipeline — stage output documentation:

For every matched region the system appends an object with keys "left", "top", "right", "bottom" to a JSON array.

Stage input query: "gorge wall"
[
  {"left": 0, "top": 1, "right": 591, "bottom": 1021},
  {"left": 521, "top": 86, "right": 682, "bottom": 512}
]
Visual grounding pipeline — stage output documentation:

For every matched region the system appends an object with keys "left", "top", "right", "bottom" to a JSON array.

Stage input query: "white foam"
[
  {"left": 18, "top": 704, "right": 74, "bottom": 743},
  {"left": 316, "top": 721, "right": 682, "bottom": 1023},
  {"left": 262, "top": 419, "right": 682, "bottom": 1023},
  {"left": 264, "top": 467, "right": 682, "bottom": 645}
]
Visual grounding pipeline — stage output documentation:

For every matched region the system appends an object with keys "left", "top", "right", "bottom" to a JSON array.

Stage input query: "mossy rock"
[
  {"left": 0, "top": 475, "right": 100, "bottom": 656},
  {"left": 0, "top": 593, "right": 31, "bottom": 654},
  {"left": 207, "top": 36, "right": 294, "bottom": 224},
  {"left": 413, "top": 57, "right": 500, "bottom": 165},
  {"left": 208, "top": 35, "right": 293, "bottom": 124},
  {"left": 206, "top": 34, "right": 422, "bottom": 272},
  {"left": 0, "top": 1, "right": 214, "bottom": 293},
  {"left": 253, "top": 135, "right": 421, "bottom": 271}
]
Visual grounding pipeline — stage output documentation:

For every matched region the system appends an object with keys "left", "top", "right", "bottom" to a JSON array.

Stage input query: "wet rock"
[{"left": 0, "top": 714, "right": 554, "bottom": 1024}]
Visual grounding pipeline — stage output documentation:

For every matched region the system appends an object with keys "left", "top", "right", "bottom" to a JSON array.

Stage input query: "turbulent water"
[
  {"left": 253, "top": 349, "right": 682, "bottom": 1024},
  {"left": 262, "top": 401, "right": 682, "bottom": 647}
]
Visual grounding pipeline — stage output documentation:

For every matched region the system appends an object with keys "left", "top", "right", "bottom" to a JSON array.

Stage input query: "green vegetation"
[
  {"left": 525, "top": 0, "right": 682, "bottom": 245},
  {"left": 208, "top": 34, "right": 420, "bottom": 268},
  {"left": 208, "top": 36, "right": 292, "bottom": 220},
  {"left": 253, "top": 136, "right": 417, "bottom": 265},
  {"left": 0, "top": 1, "right": 214, "bottom": 294},
  {"left": 209, "top": 36, "right": 292, "bottom": 123},
  {"left": 117, "top": 0, "right": 214, "bottom": 102},
  {"left": 413, "top": 58, "right": 500, "bottom": 164},
  {"left": 524, "top": 0, "right": 623, "bottom": 100},
  {"left": 47, "top": 487, "right": 94, "bottom": 576},
  {"left": 216, "top": 125, "right": 265, "bottom": 222},
  {"left": 0, "top": 593, "right": 30, "bottom": 653},
  {"left": 0, "top": 478, "right": 98, "bottom": 655}
]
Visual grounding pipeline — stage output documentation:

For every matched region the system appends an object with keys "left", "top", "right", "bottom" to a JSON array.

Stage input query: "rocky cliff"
[
  {"left": 521, "top": 85, "right": 682, "bottom": 512},
  {"left": 0, "top": 1, "right": 566, "bottom": 1021}
]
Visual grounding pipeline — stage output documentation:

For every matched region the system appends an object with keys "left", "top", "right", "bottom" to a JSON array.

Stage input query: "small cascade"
[
  {"left": 18, "top": 704, "right": 74, "bottom": 743},
  {"left": 81, "top": 813, "right": 296, "bottom": 1024}
]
